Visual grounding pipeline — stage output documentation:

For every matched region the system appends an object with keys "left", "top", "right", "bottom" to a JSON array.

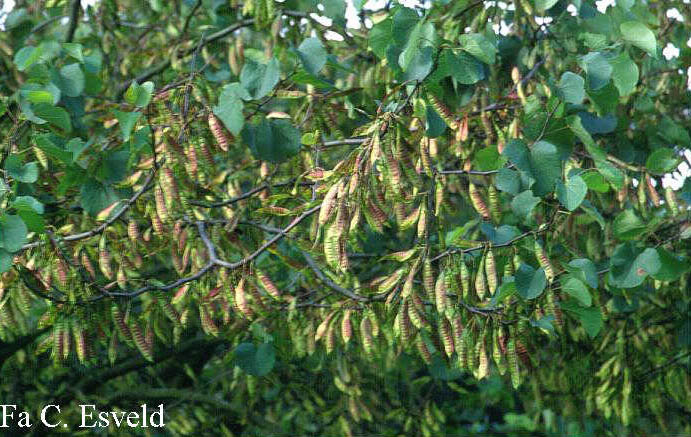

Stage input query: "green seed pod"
[
  {"left": 469, "top": 183, "right": 491, "bottom": 221},
  {"left": 507, "top": 337, "right": 521, "bottom": 388},
  {"left": 488, "top": 184, "right": 501, "bottom": 223},
  {"left": 416, "top": 335, "right": 432, "bottom": 365},
  {"left": 423, "top": 258, "right": 434, "bottom": 298},
  {"left": 439, "top": 317, "right": 454, "bottom": 357},
  {"left": 534, "top": 239, "right": 555, "bottom": 283},
  {"left": 460, "top": 260, "right": 470, "bottom": 301},
  {"left": 485, "top": 248, "right": 498, "bottom": 296},
  {"left": 475, "top": 256, "right": 488, "bottom": 300},
  {"left": 434, "top": 271, "right": 449, "bottom": 315}
]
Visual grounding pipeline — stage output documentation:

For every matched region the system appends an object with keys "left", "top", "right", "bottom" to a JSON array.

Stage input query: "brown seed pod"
[
  {"left": 427, "top": 94, "right": 458, "bottom": 130},
  {"left": 439, "top": 317, "right": 454, "bottom": 357},
  {"left": 200, "top": 304, "right": 219, "bottom": 336},
  {"left": 208, "top": 112, "right": 231, "bottom": 152},
  {"left": 398, "top": 300, "right": 413, "bottom": 344},
  {"left": 130, "top": 320, "right": 153, "bottom": 362},
  {"left": 256, "top": 270, "right": 281, "bottom": 300},
  {"left": 341, "top": 310, "right": 353, "bottom": 344},
  {"left": 72, "top": 320, "right": 87, "bottom": 363},
  {"left": 319, "top": 181, "right": 341, "bottom": 225},
  {"left": 127, "top": 220, "right": 139, "bottom": 243},
  {"left": 154, "top": 185, "right": 169, "bottom": 223},
  {"left": 645, "top": 174, "right": 661, "bottom": 207},
  {"left": 416, "top": 335, "right": 432, "bottom": 364},
  {"left": 469, "top": 183, "right": 491, "bottom": 221},
  {"left": 111, "top": 304, "right": 133, "bottom": 344},
  {"left": 234, "top": 278, "right": 254, "bottom": 319}
]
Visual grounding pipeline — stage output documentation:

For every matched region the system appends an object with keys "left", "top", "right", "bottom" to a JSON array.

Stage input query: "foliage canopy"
[{"left": 0, "top": 0, "right": 690, "bottom": 435}]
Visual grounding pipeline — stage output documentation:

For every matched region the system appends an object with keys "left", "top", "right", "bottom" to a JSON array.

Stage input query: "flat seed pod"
[
  {"left": 645, "top": 174, "right": 661, "bottom": 207},
  {"left": 131, "top": 320, "right": 154, "bottom": 362},
  {"left": 422, "top": 259, "right": 434, "bottom": 298},
  {"left": 460, "top": 260, "right": 470, "bottom": 301},
  {"left": 360, "top": 316, "right": 374, "bottom": 357},
  {"left": 434, "top": 271, "right": 448, "bottom": 315},
  {"left": 341, "top": 310, "right": 353, "bottom": 344},
  {"left": 534, "top": 240, "right": 555, "bottom": 283},
  {"left": 208, "top": 112, "right": 231, "bottom": 152},
  {"left": 315, "top": 311, "right": 336, "bottom": 342},
  {"left": 488, "top": 184, "right": 501, "bottom": 223},
  {"left": 72, "top": 320, "right": 87, "bottom": 363},
  {"left": 507, "top": 337, "right": 521, "bottom": 388},
  {"left": 234, "top": 278, "right": 254, "bottom": 319},
  {"left": 416, "top": 335, "right": 433, "bottom": 364},
  {"left": 485, "top": 248, "right": 498, "bottom": 296},
  {"left": 427, "top": 94, "right": 458, "bottom": 130},
  {"left": 256, "top": 270, "right": 281, "bottom": 299},
  {"left": 398, "top": 300, "right": 413, "bottom": 344},
  {"left": 439, "top": 317, "right": 454, "bottom": 357},
  {"left": 469, "top": 183, "right": 491, "bottom": 221},
  {"left": 475, "top": 256, "right": 488, "bottom": 300}
]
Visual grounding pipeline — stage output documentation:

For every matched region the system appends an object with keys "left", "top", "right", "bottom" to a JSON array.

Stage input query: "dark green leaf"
[
  {"left": 0, "top": 214, "right": 28, "bottom": 252},
  {"left": 620, "top": 21, "right": 657, "bottom": 57},
  {"left": 557, "top": 72, "right": 585, "bottom": 104},
  {"left": 240, "top": 57, "right": 281, "bottom": 99},
  {"left": 556, "top": 175, "right": 587, "bottom": 211},
  {"left": 645, "top": 148, "right": 681, "bottom": 175},
  {"left": 32, "top": 104, "right": 72, "bottom": 133},
  {"left": 113, "top": 110, "right": 141, "bottom": 141},
  {"left": 5, "top": 155, "right": 39, "bottom": 183},
  {"left": 562, "top": 276, "right": 592, "bottom": 307},
  {"left": 242, "top": 119, "right": 301, "bottom": 163},
  {"left": 613, "top": 209, "right": 645, "bottom": 241},
  {"left": 609, "top": 243, "right": 660, "bottom": 288},
  {"left": 580, "top": 52, "right": 612, "bottom": 90},
  {"left": 297, "top": 38, "right": 327, "bottom": 75},
  {"left": 515, "top": 264, "right": 547, "bottom": 299},
  {"left": 529, "top": 141, "right": 561, "bottom": 196},
  {"left": 511, "top": 190, "right": 540, "bottom": 222}
]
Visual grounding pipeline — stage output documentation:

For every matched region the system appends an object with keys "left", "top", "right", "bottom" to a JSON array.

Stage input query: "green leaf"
[
  {"left": 609, "top": 52, "right": 639, "bottom": 96},
  {"left": 322, "top": 0, "right": 346, "bottom": 25},
  {"left": 620, "top": 21, "right": 657, "bottom": 58},
  {"left": 113, "top": 110, "right": 142, "bottom": 141},
  {"left": 651, "top": 248, "right": 689, "bottom": 282},
  {"left": 556, "top": 175, "right": 587, "bottom": 211},
  {"left": 234, "top": 342, "right": 276, "bottom": 376},
  {"left": 581, "top": 171, "right": 609, "bottom": 193},
  {"left": 567, "top": 115, "right": 623, "bottom": 189},
  {"left": 34, "top": 134, "right": 74, "bottom": 163},
  {"left": 646, "top": 148, "right": 681, "bottom": 175},
  {"left": 511, "top": 190, "right": 540, "bottom": 222},
  {"left": 14, "top": 46, "right": 42, "bottom": 71},
  {"left": 491, "top": 278, "right": 517, "bottom": 307},
  {"left": 580, "top": 52, "right": 612, "bottom": 90},
  {"left": 58, "top": 63, "right": 85, "bottom": 97},
  {"left": 242, "top": 119, "right": 301, "bottom": 163},
  {"left": 124, "top": 80, "right": 154, "bottom": 107},
  {"left": 425, "top": 104, "right": 446, "bottom": 137},
  {"left": 609, "top": 243, "right": 660, "bottom": 288},
  {"left": 62, "top": 42, "right": 84, "bottom": 62},
  {"left": 32, "top": 104, "right": 72, "bottom": 133},
  {"left": 562, "top": 276, "right": 591, "bottom": 307},
  {"left": 561, "top": 301, "right": 603, "bottom": 338},
  {"left": 80, "top": 179, "right": 119, "bottom": 216},
  {"left": 240, "top": 57, "right": 281, "bottom": 99},
  {"left": 458, "top": 33, "right": 497, "bottom": 64},
  {"left": 12, "top": 196, "right": 45, "bottom": 232},
  {"left": 297, "top": 38, "right": 327, "bottom": 75},
  {"left": 0, "top": 249, "right": 12, "bottom": 273},
  {"left": 443, "top": 50, "right": 485, "bottom": 85},
  {"left": 566, "top": 258, "right": 599, "bottom": 289},
  {"left": 473, "top": 146, "right": 506, "bottom": 171},
  {"left": 213, "top": 82, "right": 248, "bottom": 136},
  {"left": 4, "top": 155, "right": 39, "bottom": 183},
  {"left": 557, "top": 72, "right": 585, "bottom": 104},
  {"left": 495, "top": 168, "right": 521, "bottom": 195},
  {"left": 613, "top": 209, "right": 645, "bottom": 241},
  {"left": 515, "top": 264, "right": 547, "bottom": 300},
  {"left": 530, "top": 141, "right": 561, "bottom": 196},
  {"left": 0, "top": 214, "right": 28, "bottom": 252},
  {"left": 368, "top": 17, "right": 392, "bottom": 59}
]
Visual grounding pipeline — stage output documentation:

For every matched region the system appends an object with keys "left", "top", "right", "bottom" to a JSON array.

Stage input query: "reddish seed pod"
[
  {"left": 208, "top": 112, "right": 231, "bottom": 152},
  {"left": 439, "top": 317, "right": 454, "bottom": 357},
  {"left": 128, "top": 220, "right": 139, "bottom": 243},
  {"left": 469, "top": 183, "right": 491, "bottom": 221},
  {"left": 341, "top": 310, "right": 353, "bottom": 344}
]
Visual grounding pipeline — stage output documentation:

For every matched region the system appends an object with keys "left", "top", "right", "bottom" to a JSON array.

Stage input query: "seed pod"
[
  {"left": 318, "top": 182, "right": 341, "bottom": 225},
  {"left": 111, "top": 304, "right": 133, "bottom": 344},
  {"left": 408, "top": 296, "right": 429, "bottom": 329},
  {"left": 507, "top": 337, "right": 521, "bottom": 388},
  {"left": 434, "top": 271, "right": 448, "bottom": 315},
  {"left": 208, "top": 112, "right": 231, "bottom": 152},
  {"left": 98, "top": 243, "right": 113, "bottom": 280},
  {"left": 162, "top": 167, "right": 181, "bottom": 206},
  {"left": 360, "top": 316, "right": 374, "bottom": 357},
  {"left": 484, "top": 248, "right": 498, "bottom": 296},
  {"left": 130, "top": 320, "right": 153, "bottom": 362},
  {"left": 56, "top": 258, "right": 69, "bottom": 286},
  {"left": 419, "top": 137, "right": 433, "bottom": 177},
  {"left": 439, "top": 317, "right": 454, "bottom": 357},
  {"left": 422, "top": 259, "right": 434, "bottom": 298},
  {"left": 476, "top": 337, "right": 490, "bottom": 379},
  {"left": 52, "top": 320, "right": 65, "bottom": 363},
  {"left": 62, "top": 319, "right": 71, "bottom": 360},
  {"left": 158, "top": 298, "right": 181, "bottom": 326},
  {"left": 488, "top": 185, "right": 501, "bottom": 223},
  {"left": 465, "top": 328, "right": 477, "bottom": 371},
  {"left": 128, "top": 220, "right": 139, "bottom": 243},
  {"left": 664, "top": 187, "right": 678, "bottom": 216},
  {"left": 186, "top": 143, "right": 198, "bottom": 180},
  {"left": 637, "top": 175, "right": 647, "bottom": 213},
  {"left": 315, "top": 311, "right": 336, "bottom": 342},
  {"left": 341, "top": 310, "right": 353, "bottom": 344},
  {"left": 469, "top": 183, "right": 491, "bottom": 221},
  {"left": 534, "top": 239, "right": 555, "bottom": 283},
  {"left": 645, "top": 174, "right": 661, "bottom": 207},
  {"left": 155, "top": 185, "right": 169, "bottom": 223},
  {"left": 427, "top": 94, "right": 458, "bottom": 130},
  {"left": 234, "top": 278, "right": 254, "bottom": 319},
  {"left": 459, "top": 260, "right": 470, "bottom": 301},
  {"left": 434, "top": 180, "right": 444, "bottom": 216},
  {"left": 116, "top": 265, "right": 127, "bottom": 289},
  {"left": 492, "top": 327, "right": 507, "bottom": 375},
  {"left": 475, "top": 256, "right": 488, "bottom": 300},
  {"left": 398, "top": 300, "right": 413, "bottom": 344},
  {"left": 546, "top": 290, "right": 563, "bottom": 328},
  {"left": 33, "top": 146, "right": 49, "bottom": 169},
  {"left": 324, "top": 231, "right": 341, "bottom": 271},
  {"left": 256, "top": 270, "right": 280, "bottom": 300},
  {"left": 200, "top": 304, "right": 219, "bottom": 336},
  {"left": 72, "top": 320, "right": 87, "bottom": 363},
  {"left": 417, "top": 203, "right": 427, "bottom": 240},
  {"left": 412, "top": 338, "right": 430, "bottom": 368}
]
